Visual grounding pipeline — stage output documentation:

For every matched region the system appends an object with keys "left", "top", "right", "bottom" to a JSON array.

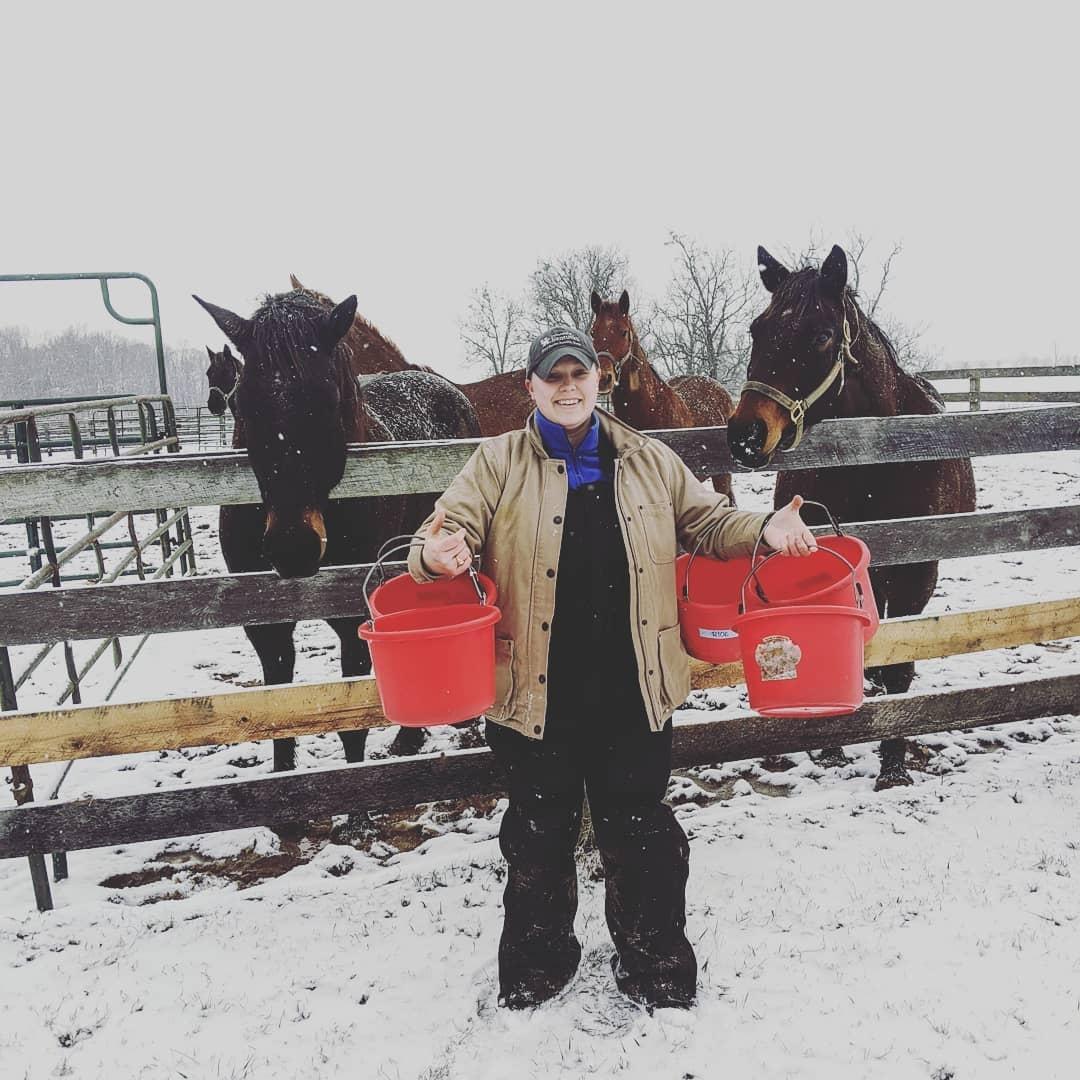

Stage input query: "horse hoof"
[
  {"left": 814, "top": 747, "right": 851, "bottom": 769},
  {"left": 388, "top": 726, "right": 426, "bottom": 758},
  {"left": 874, "top": 767, "right": 914, "bottom": 792}
]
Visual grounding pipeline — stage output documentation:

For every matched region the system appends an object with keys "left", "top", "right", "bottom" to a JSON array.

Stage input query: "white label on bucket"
[
  {"left": 698, "top": 628, "right": 737, "bottom": 640},
  {"left": 755, "top": 635, "right": 802, "bottom": 682}
]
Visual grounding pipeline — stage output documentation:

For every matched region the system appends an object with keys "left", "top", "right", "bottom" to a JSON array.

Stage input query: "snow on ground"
[{"left": 1, "top": 427, "right": 1078, "bottom": 1079}]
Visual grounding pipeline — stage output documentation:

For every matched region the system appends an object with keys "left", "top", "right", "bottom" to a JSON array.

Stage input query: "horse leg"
[
  {"left": 867, "top": 562, "right": 939, "bottom": 791},
  {"left": 328, "top": 617, "right": 371, "bottom": 764},
  {"left": 710, "top": 472, "right": 736, "bottom": 506},
  {"left": 243, "top": 622, "right": 298, "bottom": 772}
]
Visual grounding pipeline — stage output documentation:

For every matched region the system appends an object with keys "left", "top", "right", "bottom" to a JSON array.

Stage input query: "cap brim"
[{"left": 530, "top": 347, "right": 597, "bottom": 379}]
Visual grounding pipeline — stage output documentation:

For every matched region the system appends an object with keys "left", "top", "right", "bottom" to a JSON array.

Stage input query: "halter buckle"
[{"left": 789, "top": 399, "right": 806, "bottom": 425}]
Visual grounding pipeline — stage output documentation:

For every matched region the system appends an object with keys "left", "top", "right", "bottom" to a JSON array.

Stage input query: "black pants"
[{"left": 486, "top": 713, "right": 697, "bottom": 1008}]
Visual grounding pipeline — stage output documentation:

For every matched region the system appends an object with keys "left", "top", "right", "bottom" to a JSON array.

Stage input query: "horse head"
[
  {"left": 590, "top": 289, "right": 642, "bottom": 393},
  {"left": 205, "top": 344, "right": 242, "bottom": 416},
  {"left": 194, "top": 290, "right": 361, "bottom": 578},
  {"left": 727, "top": 244, "right": 860, "bottom": 469}
]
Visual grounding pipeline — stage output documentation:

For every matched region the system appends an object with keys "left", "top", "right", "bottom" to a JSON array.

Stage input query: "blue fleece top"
[{"left": 534, "top": 410, "right": 610, "bottom": 490}]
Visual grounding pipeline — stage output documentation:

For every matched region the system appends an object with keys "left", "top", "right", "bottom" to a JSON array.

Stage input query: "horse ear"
[
  {"left": 222, "top": 344, "right": 234, "bottom": 360},
  {"left": 590, "top": 290, "right": 602, "bottom": 315},
  {"left": 618, "top": 290, "right": 630, "bottom": 316},
  {"left": 193, "top": 296, "right": 252, "bottom": 349},
  {"left": 320, "top": 295, "right": 358, "bottom": 351},
  {"left": 820, "top": 245, "right": 848, "bottom": 299},
  {"left": 206, "top": 345, "right": 215, "bottom": 360},
  {"left": 289, "top": 273, "right": 304, "bottom": 290},
  {"left": 757, "top": 246, "right": 790, "bottom": 293}
]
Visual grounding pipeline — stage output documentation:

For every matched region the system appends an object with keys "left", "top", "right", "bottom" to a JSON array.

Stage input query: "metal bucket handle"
[
  {"left": 362, "top": 533, "right": 487, "bottom": 618},
  {"left": 737, "top": 544, "right": 863, "bottom": 615},
  {"left": 682, "top": 498, "right": 844, "bottom": 605}
]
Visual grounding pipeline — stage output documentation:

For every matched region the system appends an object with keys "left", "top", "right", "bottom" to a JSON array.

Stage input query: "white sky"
[{"left": 1, "top": 2, "right": 1075, "bottom": 384}]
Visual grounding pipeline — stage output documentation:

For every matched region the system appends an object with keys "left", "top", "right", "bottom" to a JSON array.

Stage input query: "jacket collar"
[{"left": 525, "top": 407, "right": 648, "bottom": 460}]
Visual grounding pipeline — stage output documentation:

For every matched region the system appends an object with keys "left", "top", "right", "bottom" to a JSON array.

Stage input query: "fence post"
[{"left": 969, "top": 375, "right": 981, "bottom": 411}]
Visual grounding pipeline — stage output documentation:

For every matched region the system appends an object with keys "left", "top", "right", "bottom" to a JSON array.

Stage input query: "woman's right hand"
[{"left": 421, "top": 509, "right": 473, "bottom": 577}]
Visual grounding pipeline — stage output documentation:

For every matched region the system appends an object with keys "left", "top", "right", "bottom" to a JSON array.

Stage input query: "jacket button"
[
  {"left": 648, "top": 669, "right": 655, "bottom": 677},
  {"left": 541, "top": 622, "right": 549, "bottom": 631},
  {"left": 553, "top": 515, "right": 562, "bottom": 525},
  {"left": 641, "top": 619, "right": 648, "bottom": 626},
  {"left": 638, "top": 567, "right": 644, "bottom": 573},
  {"left": 538, "top": 674, "right": 546, "bottom": 684},
  {"left": 546, "top": 568, "right": 555, "bottom": 578},
  {"left": 557, "top": 465, "right": 565, "bottom": 474},
  {"left": 533, "top": 725, "right": 542, "bottom": 735}
]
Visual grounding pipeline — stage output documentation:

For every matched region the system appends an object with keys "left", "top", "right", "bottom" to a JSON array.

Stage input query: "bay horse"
[
  {"left": 205, "top": 345, "right": 243, "bottom": 438},
  {"left": 590, "top": 290, "right": 735, "bottom": 501},
  {"left": 291, "top": 274, "right": 533, "bottom": 435},
  {"left": 727, "top": 244, "right": 976, "bottom": 789},
  {"left": 288, "top": 274, "right": 414, "bottom": 374},
  {"left": 194, "top": 289, "right": 482, "bottom": 832}
]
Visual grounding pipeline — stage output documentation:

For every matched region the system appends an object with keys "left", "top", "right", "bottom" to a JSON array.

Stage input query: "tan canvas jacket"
[{"left": 407, "top": 410, "right": 769, "bottom": 739}]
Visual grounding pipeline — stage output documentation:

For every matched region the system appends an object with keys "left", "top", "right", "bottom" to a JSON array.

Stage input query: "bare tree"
[
  {"left": 648, "top": 232, "right": 756, "bottom": 388},
  {"left": 458, "top": 286, "right": 530, "bottom": 376},
  {"left": 528, "top": 245, "right": 633, "bottom": 333}
]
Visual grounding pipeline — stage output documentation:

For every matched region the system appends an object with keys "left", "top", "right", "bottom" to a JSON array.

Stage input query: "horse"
[
  {"left": 290, "top": 274, "right": 533, "bottom": 434},
  {"left": 194, "top": 289, "right": 482, "bottom": 831},
  {"left": 726, "top": 244, "right": 976, "bottom": 789},
  {"left": 288, "top": 274, "right": 415, "bottom": 374},
  {"left": 590, "top": 290, "right": 735, "bottom": 501}
]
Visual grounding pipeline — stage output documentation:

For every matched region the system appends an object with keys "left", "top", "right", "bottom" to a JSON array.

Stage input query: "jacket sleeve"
[
  {"left": 664, "top": 447, "right": 770, "bottom": 559},
  {"left": 406, "top": 440, "right": 507, "bottom": 583}
]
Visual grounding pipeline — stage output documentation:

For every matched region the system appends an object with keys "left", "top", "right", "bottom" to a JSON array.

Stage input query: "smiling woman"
[{"left": 406, "top": 323, "right": 817, "bottom": 1012}]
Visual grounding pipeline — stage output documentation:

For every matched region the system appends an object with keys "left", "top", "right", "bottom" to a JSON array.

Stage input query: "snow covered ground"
[{"left": 1, "top": 430, "right": 1078, "bottom": 1079}]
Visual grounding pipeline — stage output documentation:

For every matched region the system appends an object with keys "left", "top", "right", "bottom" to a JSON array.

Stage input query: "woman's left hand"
[{"left": 762, "top": 495, "right": 818, "bottom": 557}]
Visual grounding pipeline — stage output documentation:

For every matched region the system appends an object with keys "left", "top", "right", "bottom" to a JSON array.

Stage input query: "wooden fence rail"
[
  {"left": 2, "top": 596, "right": 1077, "bottom": 772},
  {"left": 2, "top": 672, "right": 1075, "bottom": 859},
  {"left": 3, "top": 405, "right": 1078, "bottom": 519},
  {"left": 2, "top": 505, "right": 1078, "bottom": 646},
  {"left": 924, "top": 364, "right": 1080, "bottom": 411}
]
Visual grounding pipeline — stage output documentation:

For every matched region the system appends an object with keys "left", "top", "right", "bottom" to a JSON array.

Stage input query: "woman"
[{"left": 408, "top": 326, "right": 816, "bottom": 1011}]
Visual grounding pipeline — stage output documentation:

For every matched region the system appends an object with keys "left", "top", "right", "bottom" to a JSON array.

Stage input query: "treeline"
[
  {"left": 460, "top": 232, "right": 940, "bottom": 388},
  {"left": 0, "top": 326, "right": 207, "bottom": 405}
]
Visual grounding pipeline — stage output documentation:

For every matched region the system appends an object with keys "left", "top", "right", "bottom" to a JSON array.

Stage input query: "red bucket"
[
  {"left": 743, "top": 535, "right": 878, "bottom": 640},
  {"left": 732, "top": 547, "right": 872, "bottom": 718},
  {"left": 369, "top": 570, "right": 498, "bottom": 619},
  {"left": 359, "top": 603, "right": 502, "bottom": 726},
  {"left": 676, "top": 552, "right": 755, "bottom": 663}
]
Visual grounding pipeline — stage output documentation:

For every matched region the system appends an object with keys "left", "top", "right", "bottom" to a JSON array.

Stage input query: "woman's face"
[{"left": 527, "top": 355, "right": 600, "bottom": 431}]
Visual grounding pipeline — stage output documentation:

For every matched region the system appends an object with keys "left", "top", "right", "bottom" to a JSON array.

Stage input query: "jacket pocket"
[
  {"left": 657, "top": 624, "right": 690, "bottom": 711},
  {"left": 640, "top": 501, "right": 677, "bottom": 564},
  {"left": 490, "top": 636, "right": 515, "bottom": 718}
]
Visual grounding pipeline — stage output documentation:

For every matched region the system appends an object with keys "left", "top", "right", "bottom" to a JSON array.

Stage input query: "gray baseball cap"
[{"left": 526, "top": 326, "right": 599, "bottom": 379}]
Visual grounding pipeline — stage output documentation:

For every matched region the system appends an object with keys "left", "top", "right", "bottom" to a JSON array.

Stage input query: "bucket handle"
[
  {"left": 737, "top": 544, "right": 863, "bottom": 615},
  {"left": 361, "top": 534, "right": 487, "bottom": 616},
  {"left": 682, "top": 499, "right": 844, "bottom": 605}
]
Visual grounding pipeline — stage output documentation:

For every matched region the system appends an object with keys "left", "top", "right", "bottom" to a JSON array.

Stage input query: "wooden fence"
[
  {"left": 2, "top": 405, "right": 1079, "bottom": 912},
  {"left": 922, "top": 363, "right": 1080, "bottom": 410}
]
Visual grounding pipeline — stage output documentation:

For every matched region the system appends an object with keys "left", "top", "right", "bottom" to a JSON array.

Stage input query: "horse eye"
[{"left": 815, "top": 331, "right": 832, "bottom": 347}]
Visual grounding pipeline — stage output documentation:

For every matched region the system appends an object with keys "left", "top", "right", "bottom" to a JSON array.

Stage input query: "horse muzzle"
[{"left": 263, "top": 507, "right": 328, "bottom": 578}]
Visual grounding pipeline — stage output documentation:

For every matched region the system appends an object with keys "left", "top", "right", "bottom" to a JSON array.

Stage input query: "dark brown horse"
[
  {"left": 590, "top": 290, "right": 735, "bottom": 501},
  {"left": 727, "top": 244, "right": 976, "bottom": 789},
  {"left": 194, "top": 289, "right": 481, "bottom": 830},
  {"left": 205, "top": 345, "right": 243, "bottom": 437}
]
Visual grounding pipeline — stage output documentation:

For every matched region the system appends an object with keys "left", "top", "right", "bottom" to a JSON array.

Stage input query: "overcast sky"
[{"left": 2, "top": 2, "right": 1075, "bottom": 386}]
